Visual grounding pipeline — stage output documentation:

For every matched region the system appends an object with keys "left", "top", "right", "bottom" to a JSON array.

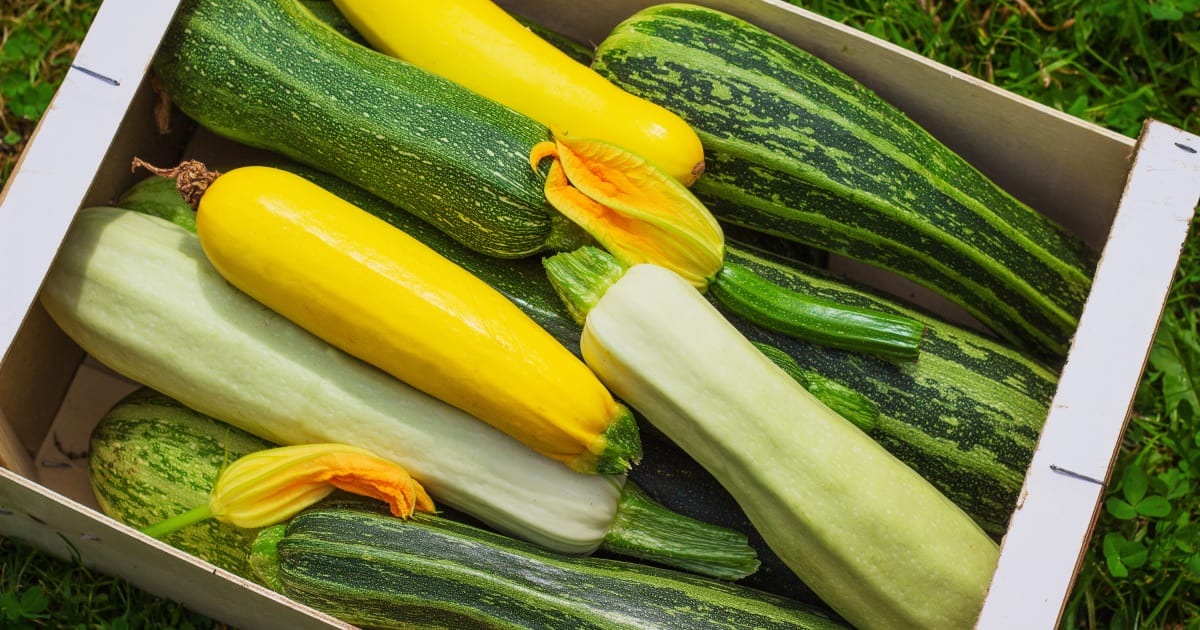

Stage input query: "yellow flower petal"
[
  {"left": 209, "top": 443, "right": 435, "bottom": 529},
  {"left": 531, "top": 136, "right": 724, "bottom": 289}
]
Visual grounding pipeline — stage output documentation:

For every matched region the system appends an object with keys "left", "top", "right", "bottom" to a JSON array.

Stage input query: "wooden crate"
[{"left": 1, "top": 1, "right": 1197, "bottom": 627}]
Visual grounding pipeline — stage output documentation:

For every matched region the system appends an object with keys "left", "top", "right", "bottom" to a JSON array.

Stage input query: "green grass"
[
  {"left": 2, "top": 0, "right": 1198, "bottom": 628},
  {"left": 0, "top": 537, "right": 223, "bottom": 630}
]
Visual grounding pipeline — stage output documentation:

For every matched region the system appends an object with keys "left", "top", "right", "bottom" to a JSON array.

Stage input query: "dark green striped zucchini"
[
  {"left": 251, "top": 506, "right": 848, "bottom": 629},
  {"left": 154, "top": 0, "right": 584, "bottom": 259},
  {"left": 88, "top": 387, "right": 275, "bottom": 578},
  {"left": 591, "top": 4, "right": 1097, "bottom": 358}
]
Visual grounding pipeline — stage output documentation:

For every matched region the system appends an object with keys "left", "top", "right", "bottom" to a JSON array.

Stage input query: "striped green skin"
[
  {"left": 591, "top": 3, "right": 1097, "bottom": 358},
  {"left": 88, "top": 387, "right": 275, "bottom": 578},
  {"left": 153, "top": 0, "right": 584, "bottom": 259},
  {"left": 723, "top": 243, "right": 1058, "bottom": 535},
  {"left": 254, "top": 507, "right": 848, "bottom": 630}
]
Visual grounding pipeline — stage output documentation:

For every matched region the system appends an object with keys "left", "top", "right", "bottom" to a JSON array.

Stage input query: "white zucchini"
[
  {"left": 550, "top": 252, "right": 1000, "bottom": 630},
  {"left": 40, "top": 207, "right": 619, "bottom": 554}
]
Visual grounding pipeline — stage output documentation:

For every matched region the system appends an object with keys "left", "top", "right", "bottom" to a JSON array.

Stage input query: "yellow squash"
[
  {"left": 195, "top": 165, "right": 641, "bottom": 475},
  {"left": 330, "top": 0, "right": 706, "bottom": 186}
]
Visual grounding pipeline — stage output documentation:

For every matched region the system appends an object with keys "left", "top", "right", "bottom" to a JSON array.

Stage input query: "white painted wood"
[
  {"left": 0, "top": 465, "right": 351, "bottom": 629},
  {"left": 0, "top": 0, "right": 180, "bottom": 367},
  {"left": 978, "top": 120, "right": 1200, "bottom": 628}
]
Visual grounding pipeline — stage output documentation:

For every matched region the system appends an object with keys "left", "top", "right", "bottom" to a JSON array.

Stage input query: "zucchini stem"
[
  {"left": 543, "top": 246, "right": 626, "bottom": 323},
  {"left": 140, "top": 504, "right": 213, "bottom": 539},
  {"left": 711, "top": 263, "right": 926, "bottom": 362},
  {"left": 753, "top": 341, "right": 880, "bottom": 433},
  {"left": 602, "top": 482, "right": 760, "bottom": 581},
  {"left": 131, "top": 158, "right": 220, "bottom": 210}
]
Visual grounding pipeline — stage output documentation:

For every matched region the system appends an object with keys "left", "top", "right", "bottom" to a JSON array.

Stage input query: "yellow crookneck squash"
[
  {"left": 330, "top": 0, "right": 706, "bottom": 186},
  {"left": 180, "top": 163, "right": 641, "bottom": 475}
]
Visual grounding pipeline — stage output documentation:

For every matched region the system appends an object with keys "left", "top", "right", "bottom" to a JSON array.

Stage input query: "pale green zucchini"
[{"left": 546, "top": 247, "right": 1000, "bottom": 630}]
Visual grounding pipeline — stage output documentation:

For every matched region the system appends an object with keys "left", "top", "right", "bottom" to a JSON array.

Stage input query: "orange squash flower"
[
  {"left": 141, "top": 443, "right": 435, "bottom": 538},
  {"left": 531, "top": 133, "right": 724, "bottom": 289}
]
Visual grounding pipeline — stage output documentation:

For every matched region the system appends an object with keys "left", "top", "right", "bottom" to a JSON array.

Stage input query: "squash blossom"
[
  {"left": 140, "top": 443, "right": 435, "bottom": 539},
  {"left": 530, "top": 133, "right": 724, "bottom": 289}
]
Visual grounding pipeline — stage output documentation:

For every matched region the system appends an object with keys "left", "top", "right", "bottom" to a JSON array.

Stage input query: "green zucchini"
[
  {"left": 153, "top": 0, "right": 584, "bottom": 258},
  {"left": 88, "top": 387, "right": 274, "bottom": 578},
  {"left": 713, "top": 262, "right": 925, "bottom": 363},
  {"left": 591, "top": 3, "right": 1097, "bottom": 358},
  {"left": 43, "top": 205, "right": 758, "bottom": 579},
  {"left": 251, "top": 506, "right": 848, "bottom": 629},
  {"left": 545, "top": 247, "right": 999, "bottom": 630}
]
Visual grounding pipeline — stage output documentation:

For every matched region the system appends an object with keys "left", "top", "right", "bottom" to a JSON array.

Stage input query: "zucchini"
[
  {"left": 120, "top": 167, "right": 1051, "bottom": 535},
  {"left": 41, "top": 207, "right": 756, "bottom": 578},
  {"left": 251, "top": 506, "right": 848, "bottom": 629},
  {"left": 545, "top": 247, "right": 1000, "bottom": 630},
  {"left": 176, "top": 162, "right": 639, "bottom": 475},
  {"left": 713, "top": 261, "right": 924, "bottom": 363},
  {"left": 88, "top": 387, "right": 274, "bottom": 578},
  {"left": 153, "top": 0, "right": 583, "bottom": 258},
  {"left": 591, "top": 3, "right": 1097, "bottom": 358},
  {"left": 330, "top": 0, "right": 705, "bottom": 185}
]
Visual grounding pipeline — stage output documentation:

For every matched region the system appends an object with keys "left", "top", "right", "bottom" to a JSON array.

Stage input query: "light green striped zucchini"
[
  {"left": 591, "top": 3, "right": 1097, "bottom": 358},
  {"left": 88, "top": 388, "right": 274, "bottom": 578}
]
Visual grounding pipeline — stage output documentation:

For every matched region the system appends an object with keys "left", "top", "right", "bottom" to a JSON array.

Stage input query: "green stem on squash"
[
  {"left": 710, "top": 262, "right": 926, "bottom": 362},
  {"left": 140, "top": 504, "right": 213, "bottom": 539},
  {"left": 603, "top": 482, "right": 760, "bottom": 581},
  {"left": 543, "top": 246, "right": 626, "bottom": 323},
  {"left": 753, "top": 341, "right": 880, "bottom": 433}
]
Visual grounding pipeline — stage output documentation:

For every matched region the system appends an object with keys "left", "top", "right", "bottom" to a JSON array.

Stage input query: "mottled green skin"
[
  {"left": 88, "top": 388, "right": 275, "bottom": 578},
  {"left": 592, "top": 3, "right": 1097, "bottom": 358},
  {"left": 153, "top": 0, "right": 585, "bottom": 258},
  {"left": 255, "top": 507, "right": 848, "bottom": 630}
]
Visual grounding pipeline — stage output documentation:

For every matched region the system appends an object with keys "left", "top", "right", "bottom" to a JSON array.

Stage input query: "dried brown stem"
[{"left": 131, "top": 157, "right": 220, "bottom": 210}]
